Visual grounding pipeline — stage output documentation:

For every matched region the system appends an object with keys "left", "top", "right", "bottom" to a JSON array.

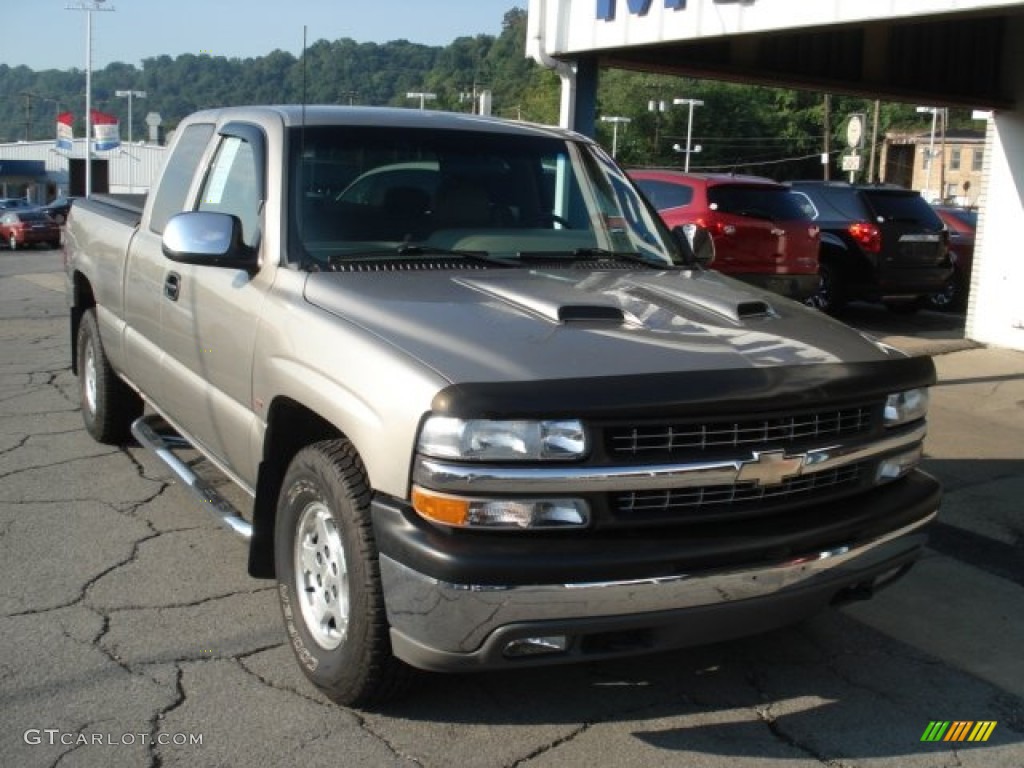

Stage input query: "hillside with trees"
[{"left": 0, "top": 6, "right": 978, "bottom": 180}]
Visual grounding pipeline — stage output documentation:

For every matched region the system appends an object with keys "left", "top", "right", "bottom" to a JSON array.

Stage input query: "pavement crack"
[
  {"left": 0, "top": 433, "right": 30, "bottom": 457},
  {"left": 43, "top": 369, "right": 78, "bottom": 407},
  {"left": 148, "top": 664, "right": 187, "bottom": 768},
  {"left": 744, "top": 668, "right": 848, "bottom": 767},
  {"left": 508, "top": 724, "right": 592, "bottom": 767},
  {"left": 232, "top": 655, "right": 339, "bottom": 709},
  {"left": 350, "top": 713, "right": 428, "bottom": 768},
  {"left": 6, "top": 530, "right": 164, "bottom": 618},
  {"left": 0, "top": 448, "right": 122, "bottom": 482},
  {"left": 234, "top": 641, "right": 288, "bottom": 662},
  {"left": 753, "top": 702, "right": 848, "bottom": 767},
  {"left": 102, "top": 585, "right": 278, "bottom": 614}
]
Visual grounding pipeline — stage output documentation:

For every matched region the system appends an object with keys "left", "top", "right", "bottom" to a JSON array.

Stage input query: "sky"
[{"left": 2, "top": 0, "right": 526, "bottom": 71}]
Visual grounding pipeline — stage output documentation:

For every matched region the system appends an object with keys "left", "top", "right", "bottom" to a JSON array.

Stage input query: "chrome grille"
[
  {"left": 607, "top": 406, "right": 875, "bottom": 457},
  {"left": 614, "top": 463, "right": 864, "bottom": 520}
]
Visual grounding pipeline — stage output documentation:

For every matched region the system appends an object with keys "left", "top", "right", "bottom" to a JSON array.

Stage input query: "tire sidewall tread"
[
  {"left": 274, "top": 439, "right": 411, "bottom": 707},
  {"left": 77, "top": 309, "right": 143, "bottom": 444}
]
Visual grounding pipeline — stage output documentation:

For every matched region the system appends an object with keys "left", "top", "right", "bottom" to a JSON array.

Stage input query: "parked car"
[
  {"left": 0, "top": 197, "right": 33, "bottom": 211},
  {"left": 41, "top": 195, "right": 77, "bottom": 225},
  {"left": 629, "top": 170, "right": 820, "bottom": 301},
  {"left": 789, "top": 181, "right": 953, "bottom": 314},
  {"left": 0, "top": 209, "right": 62, "bottom": 250},
  {"left": 929, "top": 205, "right": 977, "bottom": 311}
]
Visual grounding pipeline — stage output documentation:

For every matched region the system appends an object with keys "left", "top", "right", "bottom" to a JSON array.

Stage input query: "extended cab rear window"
[
  {"left": 708, "top": 185, "right": 809, "bottom": 221},
  {"left": 148, "top": 123, "right": 215, "bottom": 235}
]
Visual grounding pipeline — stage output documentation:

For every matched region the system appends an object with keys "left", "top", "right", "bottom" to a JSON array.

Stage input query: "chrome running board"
[{"left": 131, "top": 415, "right": 253, "bottom": 539}]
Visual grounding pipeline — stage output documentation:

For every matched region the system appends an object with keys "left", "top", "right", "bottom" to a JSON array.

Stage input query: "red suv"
[{"left": 629, "top": 170, "right": 820, "bottom": 300}]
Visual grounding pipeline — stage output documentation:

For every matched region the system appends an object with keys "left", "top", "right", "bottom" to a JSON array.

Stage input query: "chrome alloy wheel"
[
  {"left": 294, "top": 500, "right": 349, "bottom": 650},
  {"left": 82, "top": 338, "right": 98, "bottom": 416}
]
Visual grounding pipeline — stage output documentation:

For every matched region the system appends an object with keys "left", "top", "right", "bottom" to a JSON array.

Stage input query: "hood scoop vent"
[
  {"left": 736, "top": 300, "right": 775, "bottom": 318},
  {"left": 557, "top": 305, "right": 626, "bottom": 323},
  {"left": 627, "top": 283, "right": 777, "bottom": 323}
]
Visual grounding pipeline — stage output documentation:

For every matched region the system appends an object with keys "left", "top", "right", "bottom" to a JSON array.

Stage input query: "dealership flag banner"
[
  {"left": 91, "top": 109, "right": 121, "bottom": 151},
  {"left": 56, "top": 112, "right": 74, "bottom": 151}
]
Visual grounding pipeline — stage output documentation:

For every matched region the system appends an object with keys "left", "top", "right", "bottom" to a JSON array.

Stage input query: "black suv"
[{"left": 789, "top": 182, "right": 952, "bottom": 314}]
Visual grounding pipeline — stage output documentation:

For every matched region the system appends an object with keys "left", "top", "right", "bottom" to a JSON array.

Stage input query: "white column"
[{"left": 966, "top": 16, "right": 1024, "bottom": 351}]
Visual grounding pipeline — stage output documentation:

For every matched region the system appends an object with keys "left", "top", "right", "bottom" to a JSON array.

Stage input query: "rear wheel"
[
  {"left": 927, "top": 270, "right": 967, "bottom": 312},
  {"left": 77, "top": 309, "right": 144, "bottom": 443},
  {"left": 806, "top": 261, "right": 847, "bottom": 315},
  {"left": 275, "top": 440, "right": 412, "bottom": 707}
]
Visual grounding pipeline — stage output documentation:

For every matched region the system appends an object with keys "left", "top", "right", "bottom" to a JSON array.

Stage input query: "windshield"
[{"left": 287, "top": 125, "right": 678, "bottom": 268}]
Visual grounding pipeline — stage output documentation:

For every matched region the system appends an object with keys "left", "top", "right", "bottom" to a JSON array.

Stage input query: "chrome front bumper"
[{"left": 381, "top": 510, "right": 936, "bottom": 672}]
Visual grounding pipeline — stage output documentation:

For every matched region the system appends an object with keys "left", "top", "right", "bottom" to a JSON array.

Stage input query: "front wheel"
[
  {"left": 274, "top": 440, "right": 412, "bottom": 707},
  {"left": 77, "top": 309, "right": 143, "bottom": 443}
]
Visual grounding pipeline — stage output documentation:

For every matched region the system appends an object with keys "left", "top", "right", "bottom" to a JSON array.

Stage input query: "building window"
[
  {"left": 950, "top": 147, "right": 961, "bottom": 171},
  {"left": 972, "top": 149, "right": 983, "bottom": 172}
]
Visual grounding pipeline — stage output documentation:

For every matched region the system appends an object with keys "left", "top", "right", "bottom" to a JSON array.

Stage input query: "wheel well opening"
[
  {"left": 70, "top": 273, "right": 96, "bottom": 375},
  {"left": 248, "top": 397, "right": 349, "bottom": 579}
]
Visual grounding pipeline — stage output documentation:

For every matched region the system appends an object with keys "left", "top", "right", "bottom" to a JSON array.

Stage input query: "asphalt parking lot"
[{"left": 2, "top": 250, "right": 1022, "bottom": 768}]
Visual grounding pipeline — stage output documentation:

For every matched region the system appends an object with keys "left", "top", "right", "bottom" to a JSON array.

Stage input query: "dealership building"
[{"left": 527, "top": 0, "right": 1024, "bottom": 351}]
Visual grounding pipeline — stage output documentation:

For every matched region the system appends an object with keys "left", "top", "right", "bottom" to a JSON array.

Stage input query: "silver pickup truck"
[{"left": 65, "top": 106, "right": 940, "bottom": 707}]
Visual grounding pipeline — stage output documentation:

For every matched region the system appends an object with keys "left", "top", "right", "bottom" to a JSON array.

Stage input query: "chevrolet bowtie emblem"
[{"left": 736, "top": 450, "right": 806, "bottom": 487}]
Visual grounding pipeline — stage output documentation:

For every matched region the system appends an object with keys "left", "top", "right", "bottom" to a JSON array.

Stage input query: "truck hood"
[{"left": 303, "top": 266, "right": 895, "bottom": 384}]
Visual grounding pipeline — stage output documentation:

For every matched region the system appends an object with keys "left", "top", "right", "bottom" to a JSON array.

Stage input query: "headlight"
[
  {"left": 417, "top": 417, "right": 587, "bottom": 461},
  {"left": 884, "top": 388, "right": 929, "bottom": 427}
]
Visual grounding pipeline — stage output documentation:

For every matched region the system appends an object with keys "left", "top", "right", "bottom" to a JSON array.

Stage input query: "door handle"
[{"left": 164, "top": 272, "right": 181, "bottom": 302}]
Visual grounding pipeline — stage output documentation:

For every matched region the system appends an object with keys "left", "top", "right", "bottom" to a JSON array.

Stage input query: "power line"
[
  {"left": 664, "top": 134, "right": 827, "bottom": 143},
  {"left": 688, "top": 150, "right": 840, "bottom": 171}
]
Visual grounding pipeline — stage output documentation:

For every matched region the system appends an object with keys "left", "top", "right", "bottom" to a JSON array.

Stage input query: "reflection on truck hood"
[{"left": 303, "top": 266, "right": 894, "bottom": 383}]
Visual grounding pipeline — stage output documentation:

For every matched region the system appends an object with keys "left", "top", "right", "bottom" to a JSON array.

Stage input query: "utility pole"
[
  {"left": 823, "top": 94, "right": 831, "bottom": 181},
  {"left": 21, "top": 92, "right": 35, "bottom": 141},
  {"left": 868, "top": 99, "right": 880, "bottom": 183}
]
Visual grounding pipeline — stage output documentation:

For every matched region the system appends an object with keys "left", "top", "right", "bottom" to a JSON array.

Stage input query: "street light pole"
[
  {"left": 673, "top": 98, "right": 704, "bottom": 172},
  {"left": 67, "top": 0, "right": 115, "bottom": 198},
  {"left": 916, "top": 106, "right": 939, "bottom": 202},
  {"left": 115, "top": 90, "right": 146, "bottom": 145},
  {"left": 600, "top": 116, "right": 631, "bottom": 159},
  {"left": 406, "top": 92, "right": 437, "bottom": 110},
  {"left": 115, "top": 89, "right": 146, "bottom": 193}
]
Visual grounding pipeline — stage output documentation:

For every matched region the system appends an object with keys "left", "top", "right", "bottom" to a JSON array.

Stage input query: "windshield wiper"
[
  {"left": 517, "top": 248, "right": 667, "bottom": 267},
  {"left": 325, "top": 244, "right": 513, "bottom": 267}
]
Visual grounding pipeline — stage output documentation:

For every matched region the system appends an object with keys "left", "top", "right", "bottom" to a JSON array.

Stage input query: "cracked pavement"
[{"left": 1, "top": 251, "right": 1022, "bottom": 767}]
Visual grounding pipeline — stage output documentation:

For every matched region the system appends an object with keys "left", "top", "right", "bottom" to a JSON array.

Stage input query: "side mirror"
[
  {"left": 673, "top": 223, "right": 715, "bottom": 267},
  {"left": 162, "top": 211, "right": 258, "bottom": 272}
]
